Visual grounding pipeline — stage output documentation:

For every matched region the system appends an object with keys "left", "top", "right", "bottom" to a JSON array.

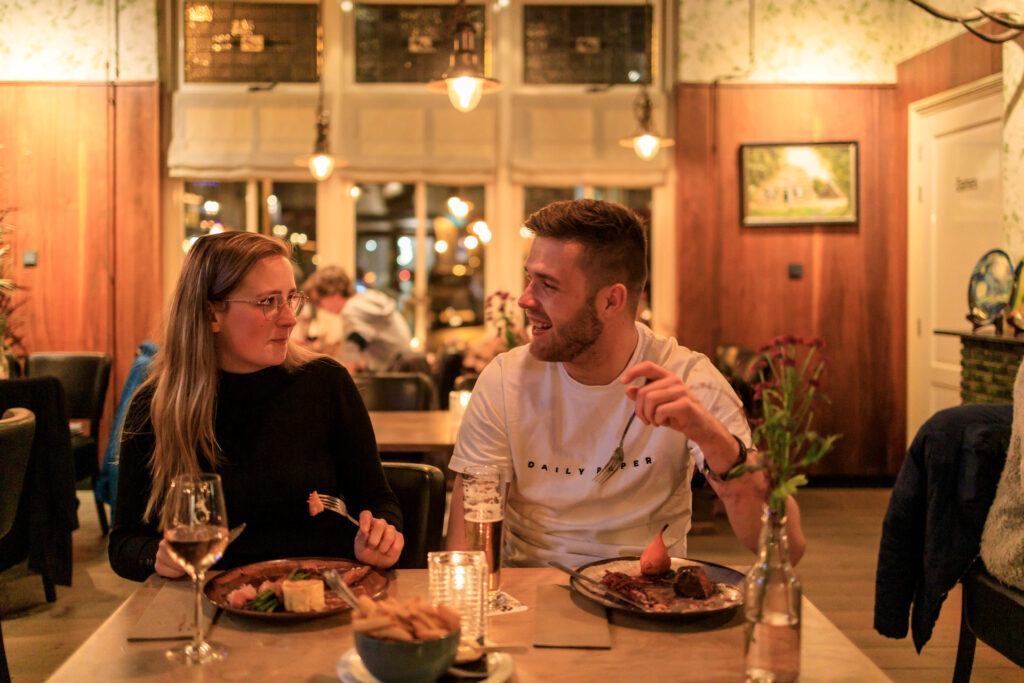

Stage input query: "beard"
[{"left": 528, "top": 298, "right": 604, "bottom": 363}]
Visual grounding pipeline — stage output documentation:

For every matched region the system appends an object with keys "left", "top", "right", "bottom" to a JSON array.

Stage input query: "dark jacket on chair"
[
  {"left": 0, "top": 377, "right": 78, "bottom": 586},
  {"left": 874, "top": 403, "right": 1011, "bottom": 651}
]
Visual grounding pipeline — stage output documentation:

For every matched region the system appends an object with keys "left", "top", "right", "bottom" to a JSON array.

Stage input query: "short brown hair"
[
  {"left": 524, "top": 199, "right": 648, "bottom": 309},
  {"left": 305, "top": 264, "right": 354, "bottom": 299}
]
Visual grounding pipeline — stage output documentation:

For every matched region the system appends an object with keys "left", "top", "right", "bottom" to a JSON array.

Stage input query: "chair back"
[
  {"left": 354, "top": 372, "right": 438, "bottom": 412},
  {"left": 381, "top": 462, "right": 446, "bottom": 569},
  {"left": 954, "top": 558, "right": 1024, "bottom": 680},
  {"left": 0, "top": 407, "right": 36, "bottom": 539},
  {"left": 4, "top": 352, "right": 21, "bottom": 378},
  {"left": 96, "top": 342, "right": 158, "bottom": 508},
  {"left": 27, "top": 352, "right": 112, "bottom": 433}
]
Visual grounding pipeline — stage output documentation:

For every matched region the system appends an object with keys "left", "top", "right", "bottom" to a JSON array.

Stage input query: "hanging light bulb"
[
  {"left": 426, "top": 0, "right": 501, "bottom": 112},
  {"left": 618, "top": 2, "right": 672, "bottom": 161},
  {"left": 619, "top": 85, "right": 674, "bottom": 161},
  {"left": 295, "top": 108, "right": 345, "bottom": 181},
  {"left": 294, "top": 2, "right": 346, "bottom": 180},
  {"left": 297, "top": 111, "right": 339, "bottom": 180}
]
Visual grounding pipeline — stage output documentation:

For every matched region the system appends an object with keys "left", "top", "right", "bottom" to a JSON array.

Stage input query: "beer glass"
[{"left": 461, "top": 464, "right": 506, "bottom": 608}]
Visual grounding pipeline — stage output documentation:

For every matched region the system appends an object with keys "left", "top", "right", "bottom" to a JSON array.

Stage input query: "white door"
[{"left": 907, "top": 75, "right": 1003, "bottom": 444}]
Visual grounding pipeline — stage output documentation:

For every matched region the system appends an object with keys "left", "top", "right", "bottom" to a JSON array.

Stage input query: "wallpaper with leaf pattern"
[
  {"left": 678, "top": 0, "right": 964, "bottom": 84},
  {"left": 0, "top": 0, "right": 156, "bottom": 81}
]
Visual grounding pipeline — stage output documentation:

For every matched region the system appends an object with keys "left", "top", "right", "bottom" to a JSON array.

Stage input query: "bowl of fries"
[{"left": 352, "top": 595, "right": 462, "bottom": 683}]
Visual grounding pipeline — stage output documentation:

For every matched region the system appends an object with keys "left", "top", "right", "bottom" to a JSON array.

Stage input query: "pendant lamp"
[{"left": 426, "top": 0, "right": 501, "bottom": 112}]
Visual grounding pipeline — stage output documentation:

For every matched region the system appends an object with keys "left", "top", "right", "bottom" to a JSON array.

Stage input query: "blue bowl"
[{"left": 354, "top": 629, "right": 460, "bottom": 683}]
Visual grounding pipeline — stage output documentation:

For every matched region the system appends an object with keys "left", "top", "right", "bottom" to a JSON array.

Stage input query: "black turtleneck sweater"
[{"left": 108, "top": 357, "right": 401, "bottom": 582}]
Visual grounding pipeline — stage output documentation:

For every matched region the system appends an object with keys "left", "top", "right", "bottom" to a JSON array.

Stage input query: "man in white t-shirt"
[{"left": 447, "top": 199, "right": 805, "bottom": 567}]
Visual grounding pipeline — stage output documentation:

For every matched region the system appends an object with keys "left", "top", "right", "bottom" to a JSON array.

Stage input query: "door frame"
[{"left": 906, "top": 73, "right": 1003, "bottom": 444}]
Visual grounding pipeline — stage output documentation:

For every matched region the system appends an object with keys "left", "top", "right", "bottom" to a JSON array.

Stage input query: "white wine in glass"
[{"left": 163, "top": 473, "right": 229, "bottom": 664}]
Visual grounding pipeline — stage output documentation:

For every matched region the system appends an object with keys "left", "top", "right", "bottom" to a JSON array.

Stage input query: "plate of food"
[
  {"left": 204, "top": 557, "right": 388, "bottom": 620},
  {"left": 569, "top": 556, "right": 745, "bottom": 619}
]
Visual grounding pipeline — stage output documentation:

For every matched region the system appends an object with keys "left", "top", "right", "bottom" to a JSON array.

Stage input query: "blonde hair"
[{"left": 140, "top": 231, "right": 319, "bottom": 522}]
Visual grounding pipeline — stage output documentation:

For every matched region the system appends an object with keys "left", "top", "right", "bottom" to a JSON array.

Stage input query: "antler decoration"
[{"left": 908, "top": 0, "right": 1024, "bottom": 43}]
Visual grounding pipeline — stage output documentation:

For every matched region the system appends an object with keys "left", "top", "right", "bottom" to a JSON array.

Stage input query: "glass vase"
[{"left": 744, "top": 503, "right": 801, "bottom": 683}]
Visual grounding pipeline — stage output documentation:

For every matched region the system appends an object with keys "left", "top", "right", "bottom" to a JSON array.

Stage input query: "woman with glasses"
[{"left": 109, "top": 231, "right": 404, "bottom": 581}]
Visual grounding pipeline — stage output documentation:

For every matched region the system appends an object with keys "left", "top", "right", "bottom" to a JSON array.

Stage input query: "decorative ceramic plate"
[
  {"left": 204, "top": 557, "right": 387, "bottom": 620},
  {"left": 336, "top": 649, "right": 514, "bottom": 683},
  {"left": 569, "top": 556, "right": 744, "bottom": 620},
  {"left": 967, "top": 249, "right": 1015, "bottom": 324},
  {"left": 1007, "top": 258, "right": 1024, "bottom": 319}
]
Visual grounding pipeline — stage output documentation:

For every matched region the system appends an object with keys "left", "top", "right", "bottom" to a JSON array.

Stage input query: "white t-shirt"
[{"left": 450, "top": 323, "right": 751, "bottom": 567}]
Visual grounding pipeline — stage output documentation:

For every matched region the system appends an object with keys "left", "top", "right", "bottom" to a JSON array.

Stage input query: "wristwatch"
[{"left": 702, "top": 435, "right": 748, "bottom": 483}]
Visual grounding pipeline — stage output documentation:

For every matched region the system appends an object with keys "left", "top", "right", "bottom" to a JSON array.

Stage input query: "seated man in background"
[
  {"left": 302, "top": 265, "right": 413, "bottom": 373},
  {"left": 446, "top": 199, "right": 805, "bottom": 567}
]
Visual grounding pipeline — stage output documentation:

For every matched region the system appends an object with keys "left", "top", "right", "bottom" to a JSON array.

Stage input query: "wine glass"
[{"left": 162, "top": 473, "right": 229, "bottom": 664}]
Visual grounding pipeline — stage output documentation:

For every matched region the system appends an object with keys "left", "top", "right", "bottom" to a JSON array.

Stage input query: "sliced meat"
[
  {"left": 341, "top": 565, "right": 371, "bottom": 586},
  {"left": 226, "top": 583, "right": 258, "bottom": 609}
]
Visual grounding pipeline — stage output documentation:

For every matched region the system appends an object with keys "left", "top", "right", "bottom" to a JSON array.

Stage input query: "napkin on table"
[
  {"left": 127, "top": 578, "right": 217, "bottom": 641},
  {"left": 532, "top": 583, "right": 610, "bottom": 649}
]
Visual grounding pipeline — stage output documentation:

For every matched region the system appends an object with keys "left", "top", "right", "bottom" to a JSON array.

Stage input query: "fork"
[
  {"left": 594, "top": 379, "right": 650, "bottom": 485},
  {"left": 594, "top": 411, "right": 639, "bottom": 485},
  {"left": 310, "top": 492, "right": 360, "bottom": 527}
]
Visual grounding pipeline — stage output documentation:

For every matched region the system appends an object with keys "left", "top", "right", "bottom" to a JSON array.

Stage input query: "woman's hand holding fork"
[{"left": 353, "top": 509, "right": 404, "bottom": 569}]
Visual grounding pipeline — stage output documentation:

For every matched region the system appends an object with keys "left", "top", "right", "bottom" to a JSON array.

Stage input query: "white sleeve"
[
  {"left": 683, "top": 356, "right": 753, "bottom": 472},
  {"left": 449, "top": 357, "right": 513, "bottom": 475}
]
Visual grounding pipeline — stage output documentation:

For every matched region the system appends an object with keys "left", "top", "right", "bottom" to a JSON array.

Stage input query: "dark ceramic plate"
[
  {"left": 569, "top": 556, "right": 744, "bottom": 620},
  {"left": 203, "top": 557, "right": 387, "bottom": 621}
]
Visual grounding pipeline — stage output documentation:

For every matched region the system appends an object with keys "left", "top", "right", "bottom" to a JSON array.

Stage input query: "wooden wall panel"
[
  {"left": 0, "top": 81, "right": 162, "bottom": 463},
  {"left": 113, "top": 83, "right": 163, "bottom": 407},
  {"left": 0, "top": 83, "right": 113, "bottom": 354},
  {"left": 674, "top": 83, "right": 901, "bottom": 478},
  {"left": 676, "top": 30, "right": 1002, "bottom": 479}
]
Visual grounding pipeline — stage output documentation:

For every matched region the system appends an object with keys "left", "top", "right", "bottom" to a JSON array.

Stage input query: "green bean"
[{"left": 247, "top": 589, "right": 280, "bottom": 612}]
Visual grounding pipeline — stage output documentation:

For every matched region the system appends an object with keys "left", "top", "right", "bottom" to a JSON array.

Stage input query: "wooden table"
[
  {"left": 48, "top": 568, "right": 890, "bottom": 682},
  {"left": 369, "top": 411, "right": 456, "bottom": 453}
]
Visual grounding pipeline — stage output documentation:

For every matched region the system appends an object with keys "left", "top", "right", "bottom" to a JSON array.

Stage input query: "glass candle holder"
[{"left": 428, "top": 550, "right": 487, "bottom": 645}]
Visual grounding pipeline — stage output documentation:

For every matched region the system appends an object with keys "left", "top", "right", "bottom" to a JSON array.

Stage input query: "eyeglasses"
[{"left": 221, "top": 292, "right": 308, "bottom": 320}]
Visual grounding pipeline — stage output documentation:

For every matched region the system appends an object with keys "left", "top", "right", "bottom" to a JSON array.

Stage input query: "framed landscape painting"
[{"left": 739, "top": 142, "right": 859, "bottom": 226}]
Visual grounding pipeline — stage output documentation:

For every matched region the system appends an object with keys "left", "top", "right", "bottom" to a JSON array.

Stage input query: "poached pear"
[{"left": 640, "top": 523, "right": 671, "bottom": 576}]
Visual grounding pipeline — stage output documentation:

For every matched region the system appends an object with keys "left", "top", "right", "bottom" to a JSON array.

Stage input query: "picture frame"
[{"left": 739, "top": 141, "right": 859, "bottom": 227}]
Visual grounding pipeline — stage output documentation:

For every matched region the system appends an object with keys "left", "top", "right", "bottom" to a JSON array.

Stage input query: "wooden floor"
[{"left": 2, "top": 489, "right": 1022, "bottom": 682}]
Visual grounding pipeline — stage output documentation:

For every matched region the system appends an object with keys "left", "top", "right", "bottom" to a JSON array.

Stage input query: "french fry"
[
  {"left": 355, "top": 595, "right": 377, "bottom": 616},
  {"left": 434, "top": 603, "right": 463, "bottom": 632},
  {"left": 411, "top": 606, "right": 448, "bottom": 631},
  {"left": 369, "top": 625, "right": 415, "bottom": 642},
  {"left": 351, "top": 595, "right": 461, "bottom": 643},
  {"left": 351, "top": 615, "right": 395, "bottom": 632}
]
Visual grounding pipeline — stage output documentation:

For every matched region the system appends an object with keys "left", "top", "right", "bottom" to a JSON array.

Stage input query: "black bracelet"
[{"left": 702, "top": 435, "right": 748, "bottom": 483}]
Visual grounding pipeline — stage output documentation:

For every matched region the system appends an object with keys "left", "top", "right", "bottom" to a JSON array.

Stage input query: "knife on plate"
[{"left": 548, "top": 561, "right": 650, "bottom": 611}]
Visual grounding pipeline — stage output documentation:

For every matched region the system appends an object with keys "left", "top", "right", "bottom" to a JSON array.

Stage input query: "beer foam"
[{"left": 464, "top": 507, "right": 503, "bottom": 523}]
